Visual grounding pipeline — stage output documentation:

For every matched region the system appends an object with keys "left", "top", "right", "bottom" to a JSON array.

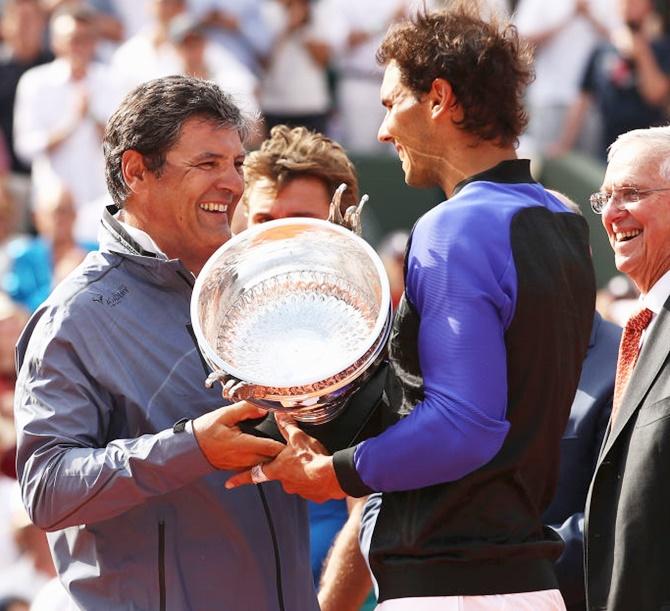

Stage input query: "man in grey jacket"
[{"left": 13, "top": 75, "right": 319, "bottom": 610}]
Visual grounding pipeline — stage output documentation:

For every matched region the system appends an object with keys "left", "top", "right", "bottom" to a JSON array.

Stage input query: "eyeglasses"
[{"left": 589, "top": 186, "right": 670, "bottom": 214}]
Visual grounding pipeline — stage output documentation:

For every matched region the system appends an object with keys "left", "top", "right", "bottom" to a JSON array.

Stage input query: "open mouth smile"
[
  {"left": 615, "top": 229, "right": 641, "bottom": 243},
  {"left": 199, "top": 203, "right": 228, "bottom": 213}
]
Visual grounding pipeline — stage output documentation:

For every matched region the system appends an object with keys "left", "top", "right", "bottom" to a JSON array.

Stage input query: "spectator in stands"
[
  {"left": 0, "top": 0, "right": 51, "bottom": 176},
  {"left": 167, "top": 13, "right": 260, "bottom": 121},
  {"left": 13, "top": 4, "right": 119, "bottom": 243},
  {"left": 0, "top": 130, "right": 9, "bottom": 177},
  {"left": 40, "top": 0, "right": 124, "bottom": 55},
  {"left": 112, "top": 0, "right": 259, "bottom": 124},
  {"left": 550, "top": 0, "right": 670, "bottom": 160},
  {"left": 0, "top": 0, "right": 52, "bottom": 227},
  {"left": 514, "top": 0, "right": 617, "bottom": 158},
  {"left": 2, "top": 182, "right": 95, "bottom": 312},
  {"left": 312, "top": 0, "right": 410, "bottom": 154},
  {"left": 110, "top": 0, "right": 188, "bottom": 93},
  {"left": 0, "top": 305, "right": 22, "bottom": 591},
  {"left": 103, "top": 0, "right": 152, "bottom": 41},
  {"left": 258, "top": 0, "right": 332, "bottom": 136},
  {"left": 188, "top": 0, "right": 273, "bottom": 77}
]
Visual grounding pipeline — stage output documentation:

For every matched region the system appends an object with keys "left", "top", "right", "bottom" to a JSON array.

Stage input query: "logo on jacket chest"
[{"left": 91, "top": 284, "right": 130, "bottom": 307}]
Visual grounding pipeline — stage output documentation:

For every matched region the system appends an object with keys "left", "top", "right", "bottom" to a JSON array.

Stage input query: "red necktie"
[{"left": 611, "top": 307, "right": 654, "bottom": 424}]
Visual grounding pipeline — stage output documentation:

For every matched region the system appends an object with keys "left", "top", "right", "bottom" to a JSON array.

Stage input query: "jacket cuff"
[
  {"left": 169, "top": 420, "right": 217, "bottom": 479},
  {"left": 333, "top": 446, "right": 375, "bottom": 497}
]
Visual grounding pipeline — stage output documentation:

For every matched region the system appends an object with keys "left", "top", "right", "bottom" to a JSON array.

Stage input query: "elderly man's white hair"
[{"left": 608, "top": 125, "right": 670, "bottom": 180}]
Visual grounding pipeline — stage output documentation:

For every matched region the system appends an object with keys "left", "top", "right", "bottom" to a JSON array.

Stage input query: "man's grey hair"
[
  {"left": 608, "top": 125, "right": 670, "bottom": 181},
  {"left": 103, "top": 75, "right": 252, "bottom": 209}
]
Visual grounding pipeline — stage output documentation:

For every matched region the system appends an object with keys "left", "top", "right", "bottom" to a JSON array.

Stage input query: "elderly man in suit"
[{"left": 585, "top": 125, "right": 670, "bottom": 611}]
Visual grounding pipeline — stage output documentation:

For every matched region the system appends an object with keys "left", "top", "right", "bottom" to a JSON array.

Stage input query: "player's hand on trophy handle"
[
  {"left": 225, "top": 413, "right": 346, "bottom": 502},
  {"left": 192, "top": 402, "right": 285, "bottom": 470}
]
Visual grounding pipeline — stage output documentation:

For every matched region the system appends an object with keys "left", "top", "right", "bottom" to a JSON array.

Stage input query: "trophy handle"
[
  {"left": 205, "top": 371, "right": 257, "bottom": 400},
  {"left": 327, "top": 183, "right": 369, "bottom": 236}
]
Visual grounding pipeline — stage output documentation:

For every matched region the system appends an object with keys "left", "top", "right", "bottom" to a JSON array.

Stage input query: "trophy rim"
[{"left": 190, "top": 217, "right": 391, "bottom": 390}]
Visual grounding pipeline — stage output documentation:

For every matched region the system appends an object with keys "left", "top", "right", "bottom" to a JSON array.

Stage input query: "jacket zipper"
[
  {"left": 158, "top": 520, "right": 166, "bottom": 611},
  {"left": 256, "top": 487, "right": 286, "bottom": 611}
]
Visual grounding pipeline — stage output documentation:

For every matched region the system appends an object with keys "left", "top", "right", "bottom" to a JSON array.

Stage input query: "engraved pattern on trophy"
[{"left": 191, "top": 216, "right": 392, "bottom": 425}]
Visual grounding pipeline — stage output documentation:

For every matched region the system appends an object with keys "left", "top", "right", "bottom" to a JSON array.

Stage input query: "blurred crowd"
[{"left": 0, "top": 0, "right": 669, "bottom": 608}]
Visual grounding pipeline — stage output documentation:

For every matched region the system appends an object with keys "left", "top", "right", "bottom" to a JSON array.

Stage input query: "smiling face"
[
  {"left": 377, "top": 61, "right": 436, "bottom": 189},
  {"left": 601, "top": 142, "right": 670, "bottom": 293},
  {"left": 245, "top": 176, "right": 331, "bottom": 226},
  {"left": 127, "top": 117, "right": 245, "bottom": 275}
]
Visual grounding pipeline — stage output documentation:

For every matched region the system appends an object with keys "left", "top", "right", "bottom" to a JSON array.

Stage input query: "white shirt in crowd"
[
  {"left": 111, "top": 30, "right": 259, "bottom": 117},
  {"left": 186, "top": 0, "right": 273, "bottom": 75},
  {"left": 513, "top": 0, "right": 619, "bottom": 108},
  {"left": 259, "top": 0, "right": 331, "bottom": 117},
  {"left": 13, "top": 58, "right": 121, "bottom": 243}
]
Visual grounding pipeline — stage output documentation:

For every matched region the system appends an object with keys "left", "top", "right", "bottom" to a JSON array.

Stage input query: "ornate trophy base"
[{"left": 239, "top": 362, "right": 389, "bottom": 454}]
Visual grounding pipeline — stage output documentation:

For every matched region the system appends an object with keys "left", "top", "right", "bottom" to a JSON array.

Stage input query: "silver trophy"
[{"left": 190, "top": 206, "right": 392, "bottom": 425}]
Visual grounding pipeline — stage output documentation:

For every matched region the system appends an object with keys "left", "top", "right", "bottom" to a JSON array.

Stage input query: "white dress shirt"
[
  {"left": 640, "top": 269, "right": 670, "bottom": 346},
  {"left": 109, "top": 217, "right": 168, "bottom": 260}
]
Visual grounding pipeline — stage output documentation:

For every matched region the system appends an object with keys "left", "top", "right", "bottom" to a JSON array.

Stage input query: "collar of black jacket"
[{"left": 452, "top": 159, "right": 536, "bottom": 197}]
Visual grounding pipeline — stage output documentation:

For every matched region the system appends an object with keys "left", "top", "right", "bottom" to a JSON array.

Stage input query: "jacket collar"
[
  {"left": 101, "top": 205, "right": 161, "bottom": 258},
  {"left": 452, "top": 159, "right": 535, "bottom": 197},
  {"left": 99, "top": 205, "right": 194, "bottom": 288}
]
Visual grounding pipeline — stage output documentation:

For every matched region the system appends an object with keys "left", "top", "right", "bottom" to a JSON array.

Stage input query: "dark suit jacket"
[
  {"left": 544, "top": 312, "right": 621, "bottom": 611},
  {"left": 585, "top": 296, "right": 670, "bottom": 611}
]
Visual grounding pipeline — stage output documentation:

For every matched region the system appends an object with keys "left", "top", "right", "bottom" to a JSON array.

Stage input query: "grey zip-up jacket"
[{"left": 14, "top": 209, "right": 318, "bottom": 611}]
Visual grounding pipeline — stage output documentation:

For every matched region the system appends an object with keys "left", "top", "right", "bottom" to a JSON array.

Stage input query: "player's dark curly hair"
[{"left": 377, "top": 2, "right": 534, "bottom": 147}]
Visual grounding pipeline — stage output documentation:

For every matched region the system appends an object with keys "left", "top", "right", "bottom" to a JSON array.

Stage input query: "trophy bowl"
[{"left": 190, "top": 217, "right": 392, "bottom": 424}]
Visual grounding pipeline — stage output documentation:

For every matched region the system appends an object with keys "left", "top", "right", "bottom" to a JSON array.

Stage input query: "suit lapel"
[{"left": 599, "top": 298, "right": 670, "bottom": 462}]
